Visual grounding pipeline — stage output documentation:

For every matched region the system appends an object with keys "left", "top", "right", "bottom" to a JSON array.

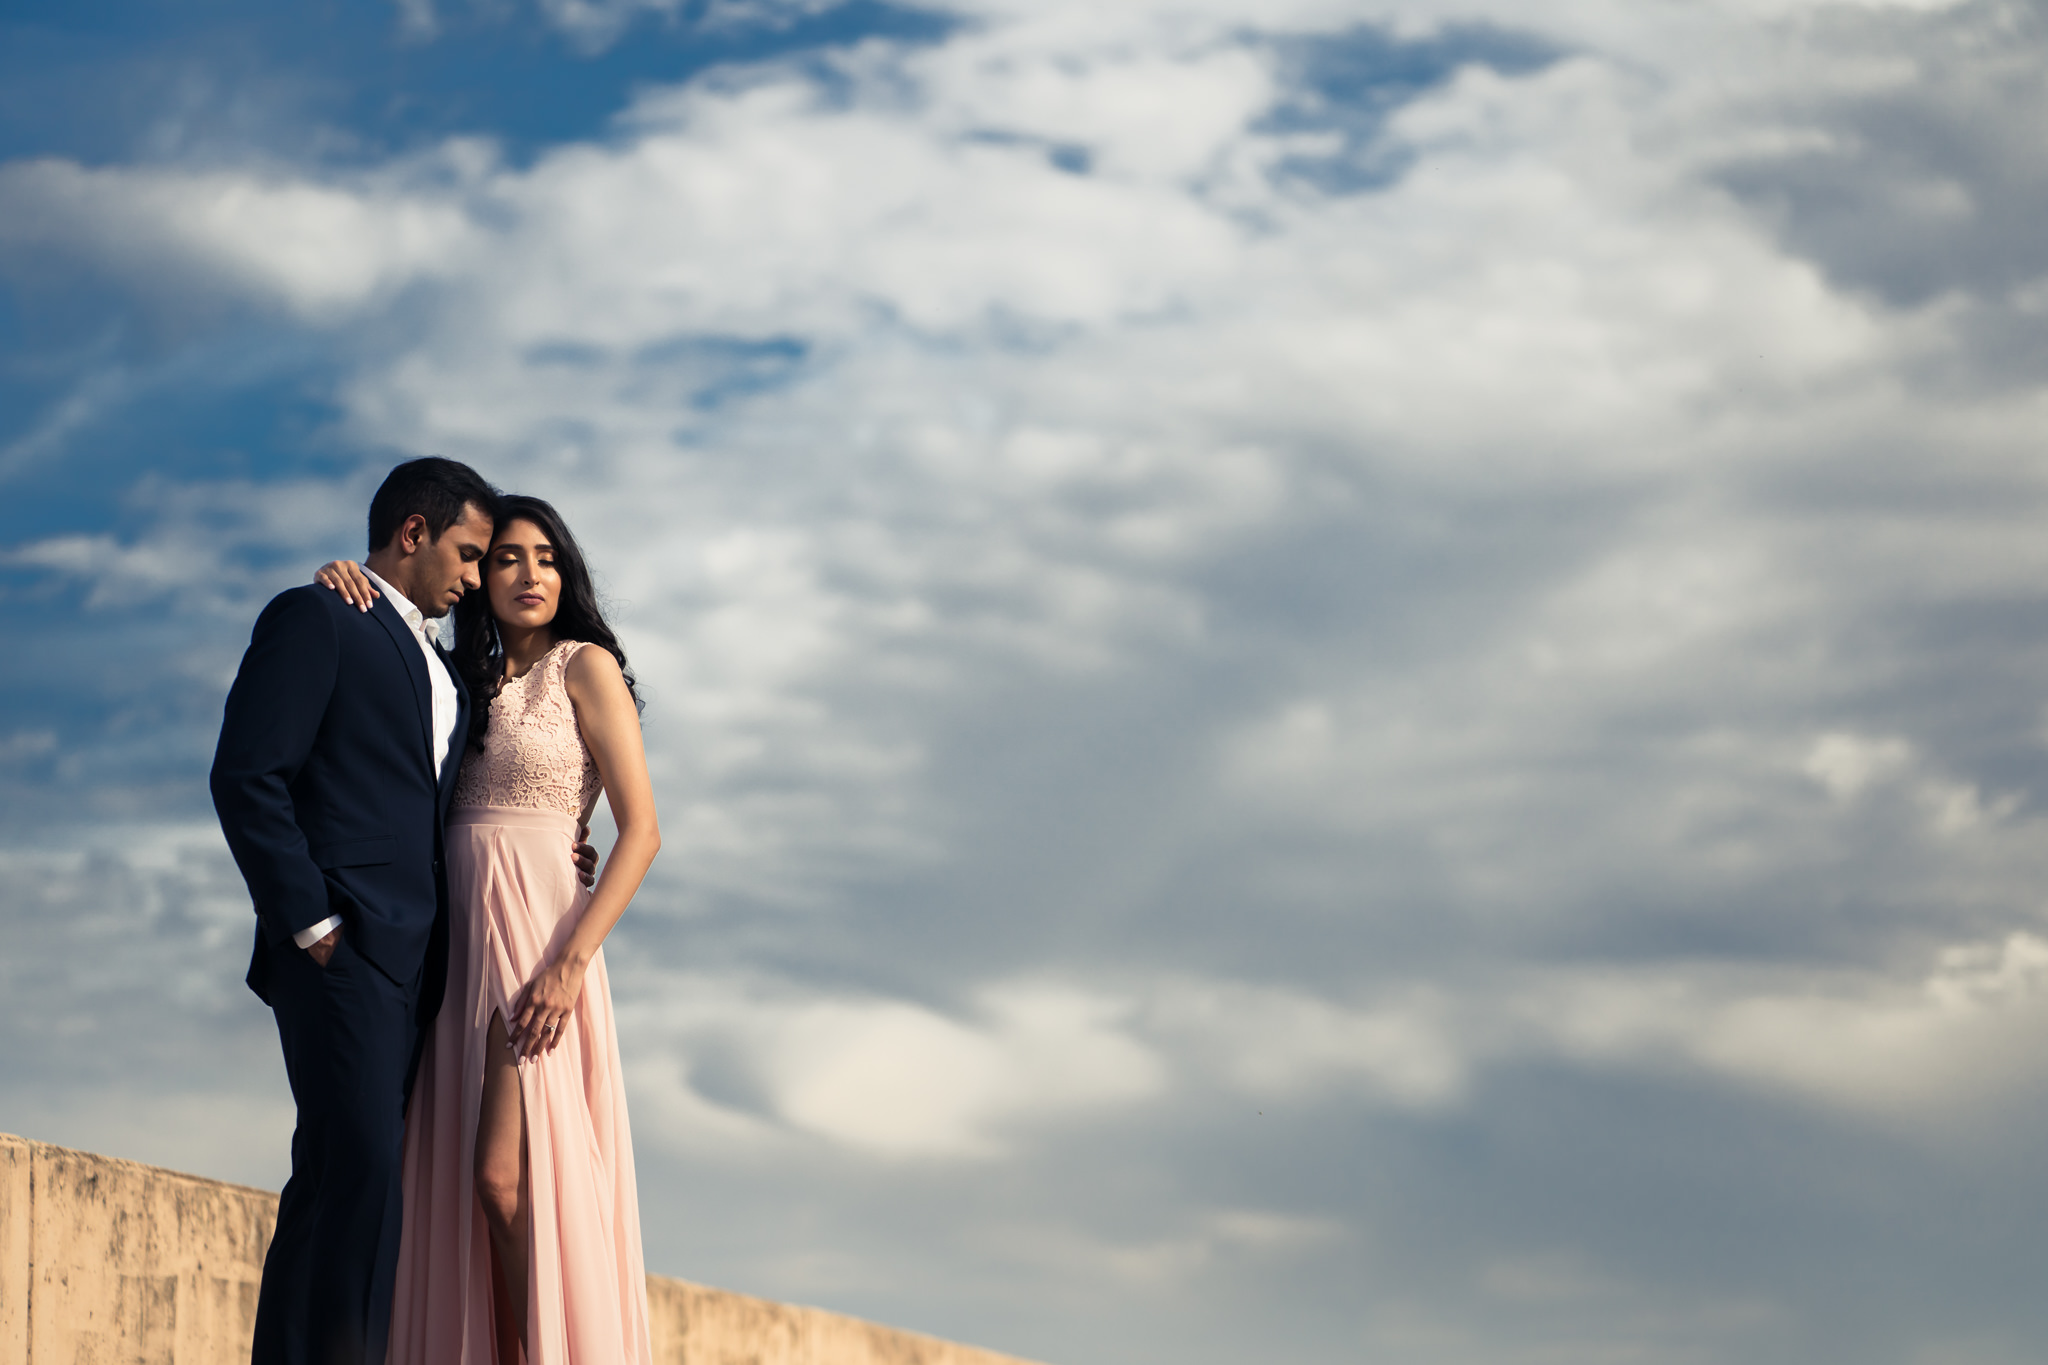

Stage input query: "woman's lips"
[{"left": 516, "top": 593, "right": 545, "bottom": 605}]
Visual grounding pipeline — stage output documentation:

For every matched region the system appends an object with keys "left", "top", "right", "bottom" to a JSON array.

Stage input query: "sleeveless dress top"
[
  {"left": 452, "top": 639, "right": 604, "bottom": 816},
  {"left": 388, "top": 638, "right": 653, "bottom": 1365}
]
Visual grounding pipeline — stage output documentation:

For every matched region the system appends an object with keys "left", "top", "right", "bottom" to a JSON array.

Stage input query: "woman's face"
[{"left": 485, "top": 518, "right": 561, "bottom": 632}]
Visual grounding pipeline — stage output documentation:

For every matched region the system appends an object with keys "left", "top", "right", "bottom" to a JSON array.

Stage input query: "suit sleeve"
[{"left": 210, "top": 589, "right": 339, "bottom": 947}]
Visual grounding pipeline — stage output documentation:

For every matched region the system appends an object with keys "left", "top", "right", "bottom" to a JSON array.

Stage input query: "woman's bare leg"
[
  {"left": 488, "top": 1235, "right": 520, "bottom": 1365},
  {"left": 476, "top": 1011, "right": 529, "bottom": 1365}
]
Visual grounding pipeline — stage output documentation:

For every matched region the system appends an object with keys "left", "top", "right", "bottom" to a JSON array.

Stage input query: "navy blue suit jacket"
[{"left": 211, "top": 585, "right": 468, "bottom": 1014}]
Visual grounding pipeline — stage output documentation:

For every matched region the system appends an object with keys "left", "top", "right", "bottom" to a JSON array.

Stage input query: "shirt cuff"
[{"left": 293, "top": 915, "right": 343, "bottom": 949}]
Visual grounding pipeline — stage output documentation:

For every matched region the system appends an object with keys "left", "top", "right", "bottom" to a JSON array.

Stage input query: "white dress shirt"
[{"left": 294, "top": 568, "right": 461, "bottom": 950}]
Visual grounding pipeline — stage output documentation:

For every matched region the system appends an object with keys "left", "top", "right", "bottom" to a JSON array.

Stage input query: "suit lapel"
[{"left": 370, "top": 596, "right": 435, "bottom": 779}]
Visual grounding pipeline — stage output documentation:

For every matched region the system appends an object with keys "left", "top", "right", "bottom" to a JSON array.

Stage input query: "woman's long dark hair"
[{"left": 453, "top": 494, "right": 640, "bottom": 752}]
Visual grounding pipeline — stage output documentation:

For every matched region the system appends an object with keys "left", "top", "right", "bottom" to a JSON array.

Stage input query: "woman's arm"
[
  {"left": 511, "top": 644, "right": 661, "bottom": 1057},
  {"left": 313, "top": 560, "right": 380, "bottom": 611}
]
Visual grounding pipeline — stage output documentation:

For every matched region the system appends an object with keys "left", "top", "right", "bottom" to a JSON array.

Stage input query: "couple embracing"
[{"left": 210, "top": 458, "right": 659, "bottom": 1365}]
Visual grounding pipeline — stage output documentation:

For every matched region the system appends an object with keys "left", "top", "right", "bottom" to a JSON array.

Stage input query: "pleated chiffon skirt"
[{"left": 387, "top": 805, "right": 652, "bottom": 1365}]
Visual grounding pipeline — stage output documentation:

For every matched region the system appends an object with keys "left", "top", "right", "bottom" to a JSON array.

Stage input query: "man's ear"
[{"left": 397, "top": 513, "right": 429, "bottom": 556}]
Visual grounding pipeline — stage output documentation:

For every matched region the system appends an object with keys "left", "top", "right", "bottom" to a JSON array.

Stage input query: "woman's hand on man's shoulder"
[{"left": 313, "top": 560, "right": 380, "bottom": 613}]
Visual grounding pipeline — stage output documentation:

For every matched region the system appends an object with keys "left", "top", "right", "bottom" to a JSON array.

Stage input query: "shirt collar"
[{"left": 362, "top": 567, "right": 440, "bottom": 646}]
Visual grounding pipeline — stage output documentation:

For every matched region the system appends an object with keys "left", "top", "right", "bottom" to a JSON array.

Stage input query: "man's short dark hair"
[{"left": 367, "top": 457, "right": 500, "bottom": 553}]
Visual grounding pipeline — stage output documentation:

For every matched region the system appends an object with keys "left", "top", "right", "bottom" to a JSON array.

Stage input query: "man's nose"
[{"left": 462, "top": 563, "right": 482, "bottom": 591}]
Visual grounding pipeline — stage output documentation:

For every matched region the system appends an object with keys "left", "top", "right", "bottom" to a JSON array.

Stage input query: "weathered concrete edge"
[
  {"left": 0, "top": 1134, "right": 277, "bottom": 1202},
  {"left": 644, "top": 1274, "right": 1040, "bottom": 1365},
  {"left": 0, "top": 1133, "right": 1044, "bottom": 1365},
  {"left": 0, "top": 1136, "right": 26, "bottom": 1365}
]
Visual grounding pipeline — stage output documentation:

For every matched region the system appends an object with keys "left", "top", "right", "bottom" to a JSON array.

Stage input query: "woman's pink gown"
[{"left": 387, "top": 640, "right": 652, "bottom": 1365}]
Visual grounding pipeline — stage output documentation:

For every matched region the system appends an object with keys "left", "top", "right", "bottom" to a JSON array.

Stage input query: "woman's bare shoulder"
[
  {"left": 564, "top": 641, "right": 620, "bottom": 675},
  {"left": 563, "top": 642, "right": 629, "bottom": 696}
]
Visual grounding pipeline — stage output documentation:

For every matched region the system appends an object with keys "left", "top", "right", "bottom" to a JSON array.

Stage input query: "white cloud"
[
  {"left": 1803, "top": 731, "right": 1914, "bottom": 801},
  {"left": 11, "top": 2, "right": 2048, "bottom": 1358},
  {"left": 6, "top": 533, "right": 191, "bottom": 609},
  {"left": 994, "top": 1206, "right": 1350, "bottom": 1290},
  {"left": 391, "top": 0, "right": 439, "bottom": 40},
  {"left": 0, "top": 366, "right": 132, "bottom": 482},
  {"left": 528, "top": 0, "right": 853, "bottom": 51},
  {"left": 622, "top": 974, "right": 1163, "bottom": 1158},
  {"left": 0, "top": 824, "right": 292, "bottom": 1185},
  {"left": 1529, "top": 932, "right": 2048, "bottom": 1118},
  {"left": 2, "top": 476, "right": 369, "bottom": 614},
  {"left": 1146, "top": 977, "right": 1468, "bottom": 1108},
  {"left": 0, "top": 731, "right": 56, "bottom": 764},
  {"left": 618, "top": 924, "right": 2048, "bottom": 1166},
  {"left": 11, "top": 0, "right": 2047, "bottom": 1077},
  {"left": 1129, "top": 929, "right": 2048, "bottom": 1129},
  {"left": 0, "top": 155, "right": 482, "bottom": 320},
  {"left": 762, "top": 983, "right": 1163, "bottom": 1155}
]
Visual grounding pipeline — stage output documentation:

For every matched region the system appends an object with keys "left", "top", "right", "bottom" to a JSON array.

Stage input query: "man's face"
[{"left": 414, "top": 503, "right": 493, "bottom": 618}]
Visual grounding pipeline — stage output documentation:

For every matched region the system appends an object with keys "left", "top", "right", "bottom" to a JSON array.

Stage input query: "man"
[{"left": 212, "top": 458, "right": 496, "bottom": 1365}]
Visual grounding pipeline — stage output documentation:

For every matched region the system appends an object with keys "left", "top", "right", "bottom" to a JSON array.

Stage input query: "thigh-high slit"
[{"left": 386, "top": 805, "right": 651, "bottom": 1365}]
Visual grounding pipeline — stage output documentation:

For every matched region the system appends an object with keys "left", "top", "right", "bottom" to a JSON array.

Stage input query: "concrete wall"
[{"left": 0, "top": 1135, "right": 1039, "bottom": 1365}]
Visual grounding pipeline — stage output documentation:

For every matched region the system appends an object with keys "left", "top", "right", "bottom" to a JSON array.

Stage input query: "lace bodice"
[{"left": 452, "top": 640, "right": 603, "bottom": 816}]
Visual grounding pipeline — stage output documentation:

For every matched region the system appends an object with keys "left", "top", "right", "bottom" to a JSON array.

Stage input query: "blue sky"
[{"left": 8, "top": 2, "right": 2048, "bottom": 1363}]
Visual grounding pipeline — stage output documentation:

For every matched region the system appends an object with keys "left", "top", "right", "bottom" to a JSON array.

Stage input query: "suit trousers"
[{"left": 250, "top": 934, "right": 420, "bottom": 1365}]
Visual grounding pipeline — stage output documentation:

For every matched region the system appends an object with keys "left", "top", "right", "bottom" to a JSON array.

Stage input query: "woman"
[{"left": 318, "top": 495, "right": 659, "bottom": 1365}]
